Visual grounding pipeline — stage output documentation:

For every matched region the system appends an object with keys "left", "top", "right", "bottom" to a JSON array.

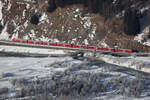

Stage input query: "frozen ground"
[
  {"left": 0, "top": 45, "right": 67, "bottom": 55},
  {"left": 0, "top": 50, "right": 150, "bottom": 99},
  {"left": 97, "top": 54, "right": 150, "bottom": 73},
  {"left": 0, "top": 45, "right": 149, "bottom": 99}
]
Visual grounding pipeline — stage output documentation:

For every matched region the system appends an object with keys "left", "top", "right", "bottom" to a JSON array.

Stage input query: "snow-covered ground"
[
  {"left": 0, "top": 45, "right": 150, "bottom": 99},
  {"left": 0, "top": 56, "right": 79, "bottom": 88},
  {"left": 0, "top": 54, "right": 150, "bottom": 99},
  {"left": 0, "top": 56, "right": 83, "bottom": 98},
  {"left": 97, "top": 54, "right": 150, "bottom": 73},
  {"left": 0, "top": 45, "right": 66, "bottom": 55}
]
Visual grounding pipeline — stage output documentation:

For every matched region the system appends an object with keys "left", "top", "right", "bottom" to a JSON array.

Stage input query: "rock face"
[{"left": 0, "top": 0, "right": 150, "bottom": 52}]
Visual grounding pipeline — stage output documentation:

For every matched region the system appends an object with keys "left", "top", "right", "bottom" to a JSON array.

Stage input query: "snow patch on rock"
[
  {"left": 39, "top": 13, "right": 48, "bottom": 24},
  {"left": 24, "top": 20, "right": 28, "bottom": 28},
  {"left": 11, "top": 32, "right": 18, "bottom": 39},
  {"left": 7, "top": 0, "right": 12, "bottom": 11},
  {"left": 23, "top": 35, "right": 29, "bottom": 40},
  {"left": 39, "top": 35, "right": 50, "bottom": 42},
  {"left": 101, "top": 41, "right": 109, "bottom": 48},
  {"left": 0, "top": 1, "right": 4, "bottom": 20},
  {"left": 84, "top": 39, "right": 88, "bottom": 45},
  {"left": 26, "top": 3, "right": 30, "bottom": 9},
  {"left": 83, "top": 17, "right": 92, "bottom": 29},
  {"left": 134, "top": 26, "right": 150, "bottom": 46},
  {"left": 0, "top": 24, "right": 10, "bottom": 40},
  {"left": 29, "top": 29, "right": 36, "bottom": 39}
]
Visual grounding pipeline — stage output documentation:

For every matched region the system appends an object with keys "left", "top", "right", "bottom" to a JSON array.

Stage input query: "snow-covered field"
[
  {"left": 0, "top": 49, "right": 150, "bottom": 99},
  {"left": 0, "top": 56, "right": 78, "bottom": 88},
  {"left": 0, "top": 56, "right": 82, "bottom": 98},
  {"left": 0, "top": 44, "right": 149, "bottom": 99}
]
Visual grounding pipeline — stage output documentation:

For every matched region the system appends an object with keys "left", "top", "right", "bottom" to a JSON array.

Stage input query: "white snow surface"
[
  {"left": 100, "top": 41, "right": 109, "bottom": 48},
  {"left": 39, "top": 13, "right": 48, "bottom": 24},
  {"left": 134, "top": 26, "right": 150, "bottom": 46},
  {"left": 11, "top": 33, "right": 18, "bottom": 39},
  {"left": 0, "top": 45, "right": 66, "bottom": 55},
  {"left": 0, "top": 56, "right": 78, "bottom": 88},
  {"left": 0, "top": 1, "right": 3, "bottom": 20},
  {"left": 0, "top": 24, "right": 10, "bottom": 40},
  {"left": 98, "top": 54, "right": 150, "bottom": 73},
  {"left": 94, "top": 95, "right": 150, "bottom": 100},
  {"left": 7, "top": 0, "right": 12, "bottom": 11},
  {"left": 0, "top": 55, "right": 82, "bottom": 98}
]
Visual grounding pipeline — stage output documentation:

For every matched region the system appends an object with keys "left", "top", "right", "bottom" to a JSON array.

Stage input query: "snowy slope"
[{"left": 97, "top": 54, "right": 150, "bottom": 73}]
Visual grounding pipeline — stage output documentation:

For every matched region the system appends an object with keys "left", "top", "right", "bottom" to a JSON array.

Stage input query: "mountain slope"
[{"left": 0, "top": 0, "right": 150, "bottom": 52}]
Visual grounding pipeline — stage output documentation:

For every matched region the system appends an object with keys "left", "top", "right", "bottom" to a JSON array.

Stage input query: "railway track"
[
  {"left": 0, "top": 39, "right": 149, "bottom": 74},
  {"left": 0, "top": 39, "right": 149, "bottom": 57}
]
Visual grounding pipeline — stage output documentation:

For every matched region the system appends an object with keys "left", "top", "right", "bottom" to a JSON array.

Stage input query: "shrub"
[
  {"left": 47, "top": 0, "right": 57, "bottom": 12},
  {"left": 0, "top": 87, "right": 9, "bottom": 94},
  {"left": 123, "top": 8, "right": 140, "bottom": 35},
  {"left": 1, "top": 73, "right": 15, "bottom": 78}
]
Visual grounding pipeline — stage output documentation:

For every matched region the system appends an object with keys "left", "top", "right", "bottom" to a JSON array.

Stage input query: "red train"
[{"left": 12, "top": 38, "right": 134, "bottom": 53}]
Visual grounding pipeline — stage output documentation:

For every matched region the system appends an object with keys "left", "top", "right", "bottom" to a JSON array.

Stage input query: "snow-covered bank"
[
  {"left": 97, "top": 54, "right": 150, "bottom": 73},
  {"left": 0, "top": 45, "right": 66, "bottom": 55}
]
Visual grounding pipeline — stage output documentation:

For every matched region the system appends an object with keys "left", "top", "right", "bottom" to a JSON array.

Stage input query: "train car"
[
  {"left": 35, "top": 41, "right": 41, "bottom": 44},
  {"left": 55, "top": 43, "right": 65, "bottom": 47},
  {"left": 73, "top": 45, "right": 81, "bottom": 48},
  {"left": 22, "top": 40, "right": 28, "bottom": 43},
  {"left": 123, "top": 49, "right": 134, "bottom": 53},
  {"left": 87, "top": 46, "right": 96, "bottom": 50},
  {"left": 12, "top": 39, "right": 23, "bottom": 43},
  {"left": 11, "top": 39, "right": 135, "bottom": 54},
  {"left": 80, "top": 45, "right": 89, "bottom": 49},
  {"left": 39, "top": 41, "right": 49, "bottom": 45},
  {"left": 27, "top": 40, "right": 34, "bottom": 44},
  {"left": 12, "top": 38, "right": 17, "bottom": 42},
  {"left": 64, "top": 44, "right": 73, "bottom": 48},
  {"left": 49, "top": 42, "right": 57, "bottom": 46}
]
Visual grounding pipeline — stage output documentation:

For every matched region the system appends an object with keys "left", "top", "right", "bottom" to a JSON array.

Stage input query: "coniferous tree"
[
  {"left": 86, "top": 0, "right": 93, "bottom": 12},
  {"left": 0, "top": 24, "right": 3, "bottom": 32},
  {"left": 82, "top": 0, "right": 88, "bottom": 7},
  {"left": 64, "top": 0, "right": 73, "bottom": 6},
  {"left": 124, "top": 8, "right": 140, "bottom": 35},
  {"left": 47, "top": 0, "right": 57, "bottom": 12},
  {"left": 91, "top": 0, "right": 99, "bottom": 13},
  {"left": 55, "top": 0, "right": 65, "bottom": 8}
]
